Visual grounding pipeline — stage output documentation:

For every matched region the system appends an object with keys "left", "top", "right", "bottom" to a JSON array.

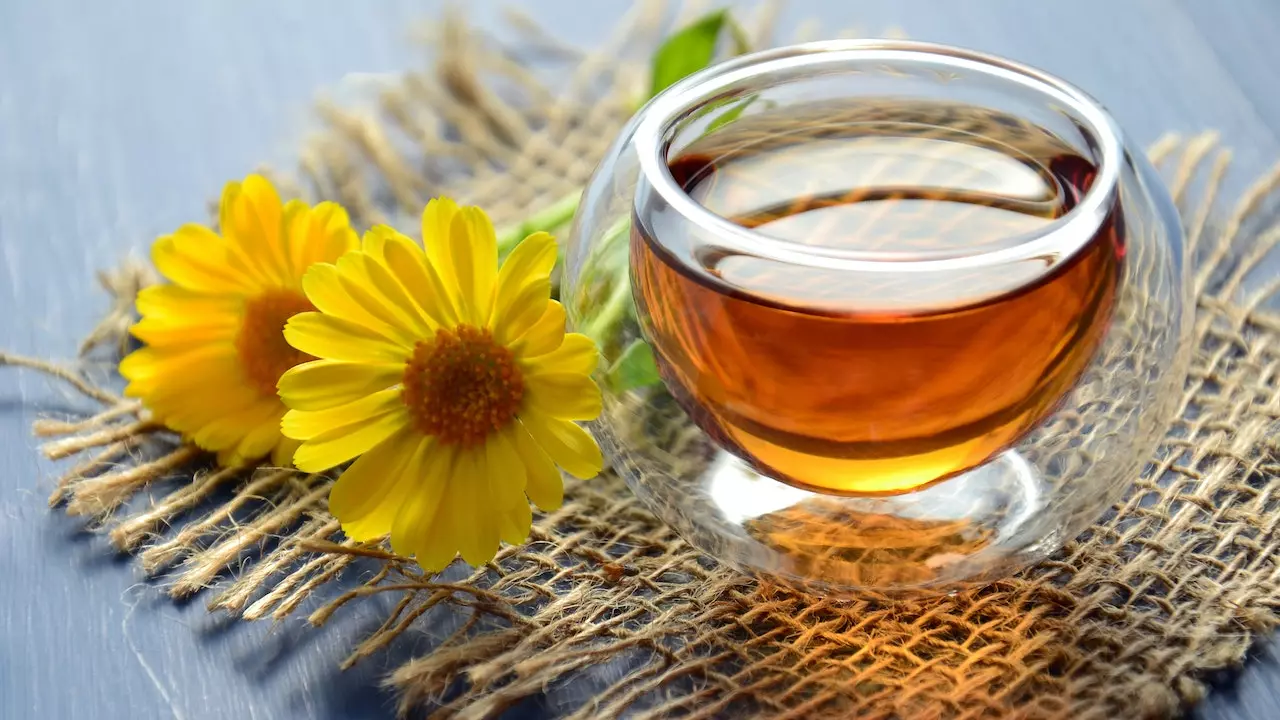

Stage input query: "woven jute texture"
[{"left": 5, "top": 5, "right": 1280, "bottom": 719}]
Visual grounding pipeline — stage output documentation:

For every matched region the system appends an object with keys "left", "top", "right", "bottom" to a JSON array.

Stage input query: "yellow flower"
[
  {"left": 120, "top": 174, "right": 358, "bottom": 466},
  {"left": 278, "top": 198, "right": 604, "bottom": 571}
]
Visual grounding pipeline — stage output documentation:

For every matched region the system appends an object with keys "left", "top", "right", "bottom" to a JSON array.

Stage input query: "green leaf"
[
  {"left": 607, "top": 340, "right": 662, "bottom": 392},
  {"left": 649, "top": 9, "right": 727, "bottom": 99}
]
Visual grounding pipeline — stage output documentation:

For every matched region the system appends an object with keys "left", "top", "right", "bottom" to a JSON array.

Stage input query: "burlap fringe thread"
[{"left": 4, "top": 4, "right": 1280, "bottom": 719}]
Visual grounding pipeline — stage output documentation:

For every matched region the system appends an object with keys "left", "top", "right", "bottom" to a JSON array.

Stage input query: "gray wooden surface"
[{"left": 2, "top": 1, "right": 1278, "bottom": 718}]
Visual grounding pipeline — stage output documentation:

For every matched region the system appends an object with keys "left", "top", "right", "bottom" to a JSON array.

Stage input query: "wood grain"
[{"left": 0, "top": 1, "right": 1276, "bottom": 718}]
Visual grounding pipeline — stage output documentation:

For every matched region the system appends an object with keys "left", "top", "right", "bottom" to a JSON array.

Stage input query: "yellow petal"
[
  {"left": 330, "top": 429, "right": 427, "bottom": 541},
  {"left": 454, "top": 448, "right": 499, "bottom": 567},
  {"left": 360, "top": 223, "right": 390, "bottom": 260},
  {"left": 225, "top": 413, "right": 287, "bottom": 464},
  {"left": 283, "top": 199, "right": 358, "bottom": 278},
  {"left": 219, "top": 174, "right": 290, "bottom": 285},
  {"left": 421, "top": 197, "right": 462, "bottom": 298},
  {"left": 349, "top": 250, "right": 434, "bottom": 337},
  {"left": 130, "top": 314, "right": 238, "bottom": 348},
  {"left": 446, "top": 207, "right": 499, "bottom": 324},
  {"left": 523, "top": 372, "right": 602, "bottom": 421},
  {"left": 271, "top": 437, "right": 303, "bottom": 468},
  {"left": 492, "top": 279, "right": 552, "bottom": 347},
  {"left": 510, "top": 301, "right": 566, "bottom": 358},
  {"left": 497, "top": 232, "right": 556, "bottom": 288},
  {"left": 192, "top": 407, "right": 267, "bottom": 453},
  {"left": 222, "top": 175, "right": 282, "bottom": 241},
  {"left": 191, "top": 399, "right": 282, "bottom": 456},
  {"left": 291, "top": 407, "right": 412, "bottom": 472},
  {"left": 411, "top": 524, "right": 459, "bottom": 573},
  {"left": 178, "top": 221, "right": 278, "bottom": 289},
  {"left": 283, "top": 199, "right": 316, "bottom": 275},
  {"left": 146, "top": 382, "right": 264, "bottom": 430},
  {"left": 215, "top": 447, "right": 241, "bottom": 469},
  {"left": 277, "top": 359, "right": 403, "bottom": 411},
  {"left": 496, "top": 498, "right": 532, "bottom": 547},
  {"left": 512, "top": 422, "right": 564, "bottom": 511},
  {"left": 389, "top": 443, "right": 455, "bottom": 561},
  {"left": 488, "top": 427, "right": 534, "bottom": 546},
  {"left": 284, "top": 312, "right": 411, "bottom": 364},
  {"left": 491, "top": 232, "right": 556, "bottom": 330},
  {"left": 394, "top": 446, "right": 459, "bottom": 571},
  {"left": 151, "top": 231, "right": 255, "bottom": 296},
  {"left": 333, "top": 253, "right": 427, "bottom": 343},
  {"left": 485, "top": 426, "right": 527, "bottom": 504},
  {"left": 135, "top": 283, "right": 243, "bottom": 320},
  {"left": 139, "top": 365, "right": 257, "bottom": 413},
  {"left": 301, "top": 262, "right": 415, "bottom": 348},
  {"left": 118, "top": 346, "right": 183, "bottom": 382},
  {"left": 519, "top": 409, "right": 603, "bottom": 480},
  {"left": 318, "top": 202, "right": 360, "bottom": 262},
  {"left": 120, "top": 345, "right": 240, "bottom": 395},
  {"left": 379, "top": 227, "right": 459, "bottom": 328},
  {"left": 521, "top": 333, "right": 599, "bottom": 377},
  {"left": 282, "top": 387, "right": 404, "bottom": 440},
  {"left": 214, "top": 181, "right": 263, "bottom": 277}
]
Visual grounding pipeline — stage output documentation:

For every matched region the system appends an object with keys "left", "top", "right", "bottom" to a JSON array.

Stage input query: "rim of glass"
[{"left": 633, "top": 40, "right": 1123, "bottom": 273}]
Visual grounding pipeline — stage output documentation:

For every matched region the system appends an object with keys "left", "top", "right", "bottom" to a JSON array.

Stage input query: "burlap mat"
[{"left": 4, "top": 4, "right": 1280, "bottom": 719}]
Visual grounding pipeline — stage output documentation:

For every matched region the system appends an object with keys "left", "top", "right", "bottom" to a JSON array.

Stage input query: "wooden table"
[{"left": 2, "top": 1, "right": 1277, "bottom": 717}]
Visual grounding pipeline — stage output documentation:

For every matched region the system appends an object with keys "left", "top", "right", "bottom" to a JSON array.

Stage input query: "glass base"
[{"left": 618, "top": 441, "right": 1064, "bottom": 594}]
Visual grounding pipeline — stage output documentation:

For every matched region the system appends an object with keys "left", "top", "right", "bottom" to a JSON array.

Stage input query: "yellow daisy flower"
[
  {"left": 120, "top": 174, "right": 358, "bottom": 466},
  {"left": 278, "top": 198, "right": 604, "bottom": 571}
]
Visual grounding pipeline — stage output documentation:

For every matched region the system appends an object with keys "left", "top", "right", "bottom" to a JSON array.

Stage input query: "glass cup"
[{"left": 563, "top": 41, "right": 1190, "bottom": 592}]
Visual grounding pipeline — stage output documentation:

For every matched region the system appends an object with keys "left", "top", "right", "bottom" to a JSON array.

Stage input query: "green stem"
[
  {"left": 582, "top": 277, "right": 633, "bottom": 347},
  {"left": 496, "top": 190, "right": 582, "bottom": 255},
  {"left": 578, "top": 214, "right": 635, "bottom": 345},
  {"left": 582, "top": 215, "right": 631, "bottom": 272}
]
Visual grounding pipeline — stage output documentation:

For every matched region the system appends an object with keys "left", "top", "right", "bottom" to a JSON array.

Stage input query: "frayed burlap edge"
[{"left": 4, "top": 3, "right": 1280, "bottom": 718}]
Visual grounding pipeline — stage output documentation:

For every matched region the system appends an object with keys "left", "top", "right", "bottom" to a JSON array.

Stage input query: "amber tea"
[{"left": 632, "top": 99, "right": 1124, "bottom": 495}]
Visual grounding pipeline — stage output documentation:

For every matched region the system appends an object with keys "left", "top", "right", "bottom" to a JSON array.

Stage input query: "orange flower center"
[
  {"left": 236, "top": 289, "right": 317, "bottom": 397},
  {"left": 402, "top": 325, "right": 524, "bottom": 446}
]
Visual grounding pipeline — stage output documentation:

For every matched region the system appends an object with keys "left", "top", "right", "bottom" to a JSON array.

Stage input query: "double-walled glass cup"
[{"left": 563, "top": 41, "right": 1189, "bottom": 592}]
